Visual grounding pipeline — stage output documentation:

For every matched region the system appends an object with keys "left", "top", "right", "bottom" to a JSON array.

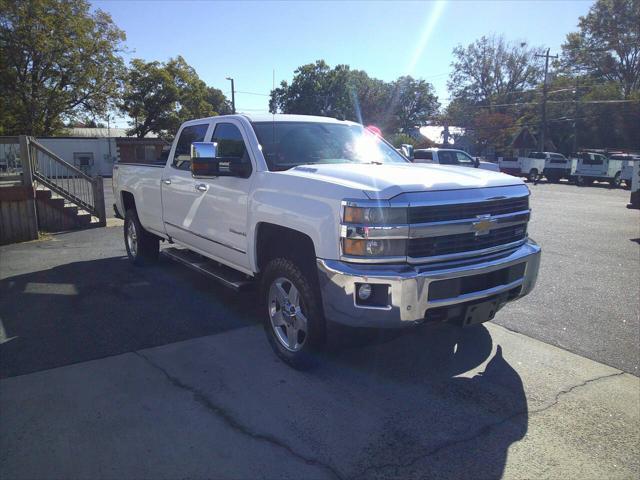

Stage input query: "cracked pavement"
[
  {"left": 1, "top": 321, "right": 638, "bottom": 479},
  {"left": 1, "top": 183, "right": 639, "bottom": 479}
]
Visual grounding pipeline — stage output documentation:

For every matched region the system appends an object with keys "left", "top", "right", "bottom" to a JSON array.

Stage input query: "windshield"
[{"left": 252, "top": 121, "right": 408, "bottom": 171}]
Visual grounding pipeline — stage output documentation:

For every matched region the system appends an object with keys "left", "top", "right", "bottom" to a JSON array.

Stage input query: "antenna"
[{"left": 272, "top": 68, "right": 276, "bottom": 149}]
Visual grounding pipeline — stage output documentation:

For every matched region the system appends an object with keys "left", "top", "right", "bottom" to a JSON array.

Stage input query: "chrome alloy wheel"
[
  {"left": 126, "top": 220, "right": 138, "bottom": 258},
  {"left": 268, "top": 277, "right": 308, "bottom": 352}
]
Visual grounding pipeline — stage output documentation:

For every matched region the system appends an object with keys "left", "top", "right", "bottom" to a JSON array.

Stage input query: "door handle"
[
  {"left": 162, "top": 179, "right": 171, "bottom": 185},
  {"left": 195, "top": 183, "right": 208, "bottom": 192}
]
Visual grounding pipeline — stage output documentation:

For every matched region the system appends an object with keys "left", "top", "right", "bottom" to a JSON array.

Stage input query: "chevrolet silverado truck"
[{"left": 113, "top": 114, "right": 541, "bottom": 368}]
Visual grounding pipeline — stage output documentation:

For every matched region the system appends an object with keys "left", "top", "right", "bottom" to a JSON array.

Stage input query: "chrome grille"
[
  {"left": 408, "top": 197, "right": 529, "bottom": 223},
  {"left": 408, "top": 225, "right": 527, "bottom": 258}
]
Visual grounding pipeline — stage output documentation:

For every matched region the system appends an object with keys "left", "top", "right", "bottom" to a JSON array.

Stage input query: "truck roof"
[
  {"left": 181, "top": 113, "right": 356, "bottom": 126},
  {"left": 242, "top": 113, "right": 354, "bottom": 124},
  {"left": 416, "top": 148, "right": 465, "bottom": 152}
]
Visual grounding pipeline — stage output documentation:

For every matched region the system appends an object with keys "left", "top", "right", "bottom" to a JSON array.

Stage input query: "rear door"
[{"left": 161, "top": 122, "right": 212, "bottom": 245}]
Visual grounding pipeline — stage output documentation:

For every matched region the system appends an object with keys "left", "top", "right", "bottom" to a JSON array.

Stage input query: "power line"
[{"left": 235, "top": 90, "right": 270, "bottom": 96}]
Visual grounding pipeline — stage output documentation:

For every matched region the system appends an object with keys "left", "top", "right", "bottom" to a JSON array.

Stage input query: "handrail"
[
  {"left": 0, "top": 136, "right": 20, "bottom": 145},
  {"left": 29, "top": 139, "right": 94, "bottom": 181},
  {"left": 26, "top": 136, "right": 106, "bottom": 227}
]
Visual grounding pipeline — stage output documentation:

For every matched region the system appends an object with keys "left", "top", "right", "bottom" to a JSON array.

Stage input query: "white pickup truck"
[
  {"left": 498, "top": 155, "right": 546, "bottom": 182},
  {"left": 412, "top": 148, "right": 500, "bottom": 172},
  {"left": 113, "top": 114, "right": 541, "bottom": 368}
]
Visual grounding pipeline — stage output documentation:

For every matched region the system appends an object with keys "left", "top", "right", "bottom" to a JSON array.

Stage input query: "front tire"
[
  {"left": 527, "top": 169, "right": 538, "bottom": 183},
  {"left": 260, "top": 257, "right": 325, "bottom": 369},
  {"left": 124, "top": 209, "right": 159, "bottom": 266}
]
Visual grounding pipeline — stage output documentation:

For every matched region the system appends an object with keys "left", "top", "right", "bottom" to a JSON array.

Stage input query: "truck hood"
[{"left": 282, "top": 163, "right": 523, "bottom": 200}]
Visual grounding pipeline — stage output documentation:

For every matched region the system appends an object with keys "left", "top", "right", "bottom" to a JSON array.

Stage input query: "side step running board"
[{"left": 161, "top": 247, "right": 254, "bottom": 292}]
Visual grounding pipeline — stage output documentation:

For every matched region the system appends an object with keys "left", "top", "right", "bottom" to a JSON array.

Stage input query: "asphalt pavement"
[
  {"left": 495, "top": 180, "right": 640, "bottom": 374},
  {"left": 0, "top": 181, "right": 639, "bottom": 479}
]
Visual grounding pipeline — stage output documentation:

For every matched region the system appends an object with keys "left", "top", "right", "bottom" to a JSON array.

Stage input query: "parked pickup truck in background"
[
  {"left": 536, "top": 151, "right": 576, "bottom": 183},
  {"left": 113, "top": 114, "right": 541, "bottom": 368},
  {"left": 498, "top": 155, "right": 546, "bottom": 182},
  {"left": 572, "top": 152, "right": 624, "bottom": 188},
  {"left": 610, "top": 154, "right": 639, "bottom": 189},
  {"left": 412, "top": 148, "right": 500, "bottom": 172}
]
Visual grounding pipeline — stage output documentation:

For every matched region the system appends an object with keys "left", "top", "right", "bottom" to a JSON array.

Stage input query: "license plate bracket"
[{"left": 463, "top": 296, "right": 502, "bottom": 326}]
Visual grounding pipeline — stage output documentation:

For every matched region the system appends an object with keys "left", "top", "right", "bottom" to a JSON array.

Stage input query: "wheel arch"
[
  {"left": 254, "top": 222, "right": 317, "bottom": 274},
  {"left": 121, "top": 190, "right": 136, "bottom": 213}
]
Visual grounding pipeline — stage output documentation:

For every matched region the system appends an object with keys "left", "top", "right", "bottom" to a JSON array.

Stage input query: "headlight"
[
  {"left": 342, "top": 238, "right": 407, "bottom": 257},
  {"left": 341, "top": 202, "right": 408, "bottom": 260},
  {"left": 343, "top": 206, "right": 407, "bottom": 224}
]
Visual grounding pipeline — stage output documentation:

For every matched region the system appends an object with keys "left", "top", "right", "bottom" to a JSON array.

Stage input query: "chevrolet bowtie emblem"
[{"left": 472, "top": 215, "right": 496, "bottom": 236}]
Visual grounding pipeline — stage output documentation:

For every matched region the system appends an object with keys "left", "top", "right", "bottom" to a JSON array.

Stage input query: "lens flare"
[{"left": 406, "top": 0, "right": 447, "bottom": 75}]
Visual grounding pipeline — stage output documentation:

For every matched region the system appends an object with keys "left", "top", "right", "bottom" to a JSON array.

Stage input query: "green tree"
[
  {"left": 561, "top": 0, "right": 640, "bottom": 98},
  {"left": 0, "top": 0, "right": 126, "bottom": 135},
  {"left": 448, "top": 35, "right": 544, "bottom": 108},
  {"left": 269, "top": 60, "right": 439, "bottom": 134},
  {"left": 120, "top": 56, "right": 230, "bottom": 138},
  {"left": 388, "top": 76, "right": 439, "bottom": 132}
]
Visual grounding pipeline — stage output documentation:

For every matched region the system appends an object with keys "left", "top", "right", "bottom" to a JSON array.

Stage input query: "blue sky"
[{"left": 92, "top": 0, "right": 593, "bottom": 127}]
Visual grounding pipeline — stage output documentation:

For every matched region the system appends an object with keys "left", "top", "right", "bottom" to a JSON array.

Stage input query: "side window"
[
  {"left": 414, "top": 150, "right": 433, "bottom": 161},
  {"left": 172, "top": 123, "right": 209, "bottom": 171},
  {"left": 455, "top": 151, "right": 474, "bottom": 165},
  {"left": 212, "top": 123, "right": 252, "bottom": 177},
  {"left": 213, "top": 123, "right": 247, "bottom": 159},
  {"left": 438, "top": 151, "right": 457, "bottom": 165}
]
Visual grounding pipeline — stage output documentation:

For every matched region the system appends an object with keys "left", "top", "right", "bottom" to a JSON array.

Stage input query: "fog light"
[{"left": 358, "top": 283, "right": 372, "bottom": 300}]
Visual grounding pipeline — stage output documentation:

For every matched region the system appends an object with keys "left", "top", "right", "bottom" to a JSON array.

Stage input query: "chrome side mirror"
[
  {"left": 191, "top": 142, "right": 218, "bottom": 176},
  {"left": 191, "top": 142, "right": 217, "bottom": 161}
]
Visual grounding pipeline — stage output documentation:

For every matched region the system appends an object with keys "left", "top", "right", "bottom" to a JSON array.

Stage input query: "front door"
[
  {"left": 161, "top": 122, "right": 212, "bottom": 245},
  {"left": 187, "top": 120, "right": 254, "bottom": 272}
]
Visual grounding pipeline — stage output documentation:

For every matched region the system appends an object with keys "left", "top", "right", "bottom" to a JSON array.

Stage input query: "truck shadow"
[
  {"left": 311, "top": 324, "right": 527, "bottom": 478},
  {"left": 1, "top": 255, "right": 527, "bottom": 479},
  {"left": 0, "top": 256, "right": 261, "bottom": 378}
]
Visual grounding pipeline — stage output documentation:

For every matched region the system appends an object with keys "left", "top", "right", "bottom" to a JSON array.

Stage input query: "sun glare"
[{"left": 406, "top": 0, "right": 447, "bottom": 75}]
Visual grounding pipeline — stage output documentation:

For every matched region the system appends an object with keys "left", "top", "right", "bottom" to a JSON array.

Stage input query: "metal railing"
[
  {"left": 0, "top": 136, "right": 106, "bottom": 226},
  {"left": 0, "top": 137, "right": 22, "bottom": 182}
]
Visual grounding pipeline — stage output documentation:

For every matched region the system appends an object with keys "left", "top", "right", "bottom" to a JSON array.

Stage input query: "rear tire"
[
  {"left": 527, "top": 169, "right": 538, "bottom": 183},
  {"left": 124, "top": 209, "right": 159, "bottom": 266},
  {"left": 260, "top": 257, "right": 326, "bottom": 369},
  {"left": 546, "top": 173, "right": 560, "bottom": 183},
  {"left": 611, "top": 172, "right": 621, "bottom": 189}
]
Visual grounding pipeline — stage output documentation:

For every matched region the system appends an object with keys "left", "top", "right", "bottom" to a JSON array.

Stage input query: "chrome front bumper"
[{"left": 317, "top": 239, "right": 541, "bottom": 328}]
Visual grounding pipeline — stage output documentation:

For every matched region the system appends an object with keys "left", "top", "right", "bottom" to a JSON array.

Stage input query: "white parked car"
[
  {"left": 413, "top": 148, "right": 500, "bottom": 172},
  {"left": 113, "top": 114, "right": 541, "bottom": 368}
]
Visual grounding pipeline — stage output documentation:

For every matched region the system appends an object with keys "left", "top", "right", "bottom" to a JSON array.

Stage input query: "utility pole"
[
  {"left": 535, "top": 48, "right": 558, "bottom": 151},
  {"left": 226, "top": 77, "right": 236, "bottom": 114},
  {"left": 572, "top": 77, "right": 580, "bottom": 154}
]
